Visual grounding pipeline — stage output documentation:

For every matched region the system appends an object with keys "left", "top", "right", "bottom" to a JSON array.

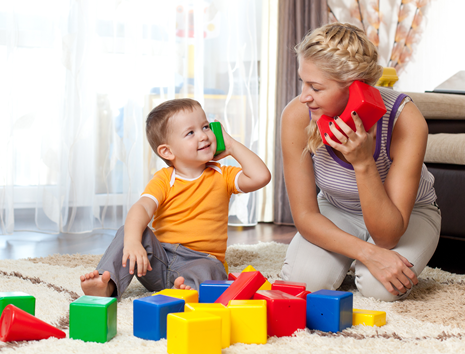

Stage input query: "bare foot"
[
  {"left": 173, "top": 276, "right": 191, "bottom": 290},
  {"left": 80, "top": 270, "right": 115, "bottom": 297}
]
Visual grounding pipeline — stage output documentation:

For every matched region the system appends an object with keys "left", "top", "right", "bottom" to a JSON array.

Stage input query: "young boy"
[{"left": 80, "top": 98, "right": 271, "bottom": 299}]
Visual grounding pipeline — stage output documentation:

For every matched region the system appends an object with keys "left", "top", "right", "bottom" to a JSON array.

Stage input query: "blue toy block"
[
  {"left": 133, "top": 295, "right": 185, "bottom": 341},
  {"left": 306, "top": 290, "right": 353, "bottom": 333},
  {"left": 199, "top": 280, "right": 234, "bottom": 303}
]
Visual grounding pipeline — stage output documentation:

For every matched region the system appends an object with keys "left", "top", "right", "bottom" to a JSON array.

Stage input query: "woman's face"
[{"left": 298, "top": 58, "right": 350, "bottom": 121}]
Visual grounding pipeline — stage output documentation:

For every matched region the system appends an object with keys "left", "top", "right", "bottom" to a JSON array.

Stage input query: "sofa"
[{"left": 404, "top": 91, "right": 465, "bottom": 273}]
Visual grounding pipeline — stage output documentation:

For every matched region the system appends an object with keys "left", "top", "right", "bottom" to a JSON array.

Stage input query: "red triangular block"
[{"left": 0, "top": 304, "right": 66, "bottom": 342}]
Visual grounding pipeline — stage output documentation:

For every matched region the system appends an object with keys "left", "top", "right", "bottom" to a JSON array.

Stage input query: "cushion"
[
  {"left": 404, "top": 92, "right": 465, "bottom": 120},
  {"left": 425, "top": 133, "right": 465, "bottom": 165}
]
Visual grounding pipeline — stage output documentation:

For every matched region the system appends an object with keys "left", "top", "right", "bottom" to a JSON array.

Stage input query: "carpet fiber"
[{"left": 1, "top": 241, "right": 465, "bottom": 353}]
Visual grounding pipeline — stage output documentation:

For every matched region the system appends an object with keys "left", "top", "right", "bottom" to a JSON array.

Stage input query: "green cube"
[
  {"left": 69, "top": 296, "right": 117, "bottom": 343},
  {"left": 0, "top": 292, "right": 35, "bottom": 316}
]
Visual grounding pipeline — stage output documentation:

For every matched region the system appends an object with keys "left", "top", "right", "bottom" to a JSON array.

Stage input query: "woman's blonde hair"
[{"left": 295, "top": 22, "right": 384, "bottom": 154}]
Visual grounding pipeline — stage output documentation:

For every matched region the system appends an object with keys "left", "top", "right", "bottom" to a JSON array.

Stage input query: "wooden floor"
[
  {"left": 0, "top": 223, "right": 297, "bottom": 260},
  {"left": 1, "top": 223, "right": 463, "bottom": 274}
]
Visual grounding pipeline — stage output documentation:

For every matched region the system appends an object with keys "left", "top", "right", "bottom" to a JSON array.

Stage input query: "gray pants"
[
  {"left": 280, "top": 198, "right": 441, "bottom": 302},
  {"left": 97, "top": 226, "right": 227, "bottom": 299}
]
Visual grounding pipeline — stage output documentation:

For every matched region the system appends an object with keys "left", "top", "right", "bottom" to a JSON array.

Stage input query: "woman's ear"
[{"left": 157, "top": 144, "right": 175, "bottom": 162}]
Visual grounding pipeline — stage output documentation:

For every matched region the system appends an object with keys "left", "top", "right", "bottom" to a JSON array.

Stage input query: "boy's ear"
[{"left": 157, "top": 144, "right": 175, "bottom": 161}]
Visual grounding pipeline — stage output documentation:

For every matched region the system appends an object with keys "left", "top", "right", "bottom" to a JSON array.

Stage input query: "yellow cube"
[
  {"left": 167, "top": 312, "right": 222, "bottom": 354},
  {"left": 227, "top": 300, "right": 267, "bottom": 345},
  {"left": 353, "top": 309, "right": 386, "bottom": 327},
  {"left": 153, "top": 289, "right": 198, "bottom": 303},
  {"left": 185, "top": 303, "right": 230, "bottom": 348},
  {"left": 242, "top": 265, "right": 272, "bottom": 290}
]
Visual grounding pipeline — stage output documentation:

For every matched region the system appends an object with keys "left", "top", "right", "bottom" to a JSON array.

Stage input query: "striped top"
[{"left": 312, "top": 87, "right": 436, "bottom": 215}]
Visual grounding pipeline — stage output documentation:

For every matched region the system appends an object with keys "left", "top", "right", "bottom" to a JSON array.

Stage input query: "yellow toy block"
[
  {"left": 227, "top": 299, "right": 267, "bottom": 345},
  {"left": 242, "top": 265, "right": 272, "bottom": 291},
  {"left": 153, "top": 289, "right": 198, "bottom": 304},
  {"left": 185, "top": 303, "right": 230, "bottom": 348},
  {"left": 224, "top": 261, "right": 229, "bottom": 274},
  {"left": 167, "top": 312, "right": 222, "bottom": 354},
  {"left": 353, "top": 309, "right": 386, "bottom": 327}
]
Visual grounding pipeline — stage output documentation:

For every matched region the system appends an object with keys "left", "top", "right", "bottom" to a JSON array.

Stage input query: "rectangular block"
[
  {"left": 185, "top": 303, "right": 230, "bottom": 348},
  {"left": 306, "top": 290, "right": 353, "bottom": 333},
  {"left": 167, "top": 312, "right": 222, "bottom": 354},
  {"left": 271, "top": 280, "right": 306, "bottom": 296},
  {"left": 133, "top": 295, "right": 185, "bottom": 341},
  {"left": 199, "top": 280, "right": 233, "bottom": 303},
  {"left": 254, "top": 290, "right": 306, "bottom": 337},
  {"left": 215, "top": 271, "right": 266, "bottom": 307},
  {"left": 353, "top": 309, "right": 386, "bottom": 327},
  {"left": 153, "top": 289, "right": 198, "bottom": 304},
  {"left": 0, "top": 292, "right": 35, "bottom": 316},
  {"left": 69, "top": 296, "right": 117, "bottom": 343},
  {"left": 228, "top": 273, "right": 241, "bottom": 281},
  {"left": 295, "top": 290, "right": 312, "bottom": 300},
  {"left": 242, "top": 265, "right": 272, "bottom": 290},
  {"left": 228, "top": 300, "right": 267, "bottom": 345}
]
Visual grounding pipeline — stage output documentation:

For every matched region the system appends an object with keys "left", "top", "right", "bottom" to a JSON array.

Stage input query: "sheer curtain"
[{"left": 0, "top": 0, "right": 261, "bottom": 235}]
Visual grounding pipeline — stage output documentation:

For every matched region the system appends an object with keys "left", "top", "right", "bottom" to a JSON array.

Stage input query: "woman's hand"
[
  {"left": 361, "top": 245, "right": 418, "bottom": 296},
  {"left": 122, "top": 239, "right": 153, "bottom": 277},
  {"left": 324, "top": 111, "right": 375, "bottom": 167}
]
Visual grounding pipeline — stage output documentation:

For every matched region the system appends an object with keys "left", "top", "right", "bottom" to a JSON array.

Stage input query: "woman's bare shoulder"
[{"left": 282, "top": 96, "right": 309, "bottom": 127}]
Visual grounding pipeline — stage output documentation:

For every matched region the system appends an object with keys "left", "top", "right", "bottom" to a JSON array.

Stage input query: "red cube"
[
  {"left": 271, "top": 280, "right": 306, "bottom": 296},
  {"left": 295, "top": 290, "right": 312, "bottom": 300},
  {"left": 253, "top": 290, "right": 306, "bottom": 337},
  {"left": 317, "top": 80, "right": 387, "bottom": 145}
]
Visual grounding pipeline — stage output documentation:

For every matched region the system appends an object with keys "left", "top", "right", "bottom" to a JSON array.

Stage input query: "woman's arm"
[
  {"left": 327, "top": 101, "right": 427, "bottom": 249},
  {"left": 282, "top": 97, "right": 418, "bottom": 295}
]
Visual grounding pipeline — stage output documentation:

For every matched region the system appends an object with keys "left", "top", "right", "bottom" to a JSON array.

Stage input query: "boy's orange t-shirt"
[{"left": 141, "top": 163, "right": 242, "bottom": 263}]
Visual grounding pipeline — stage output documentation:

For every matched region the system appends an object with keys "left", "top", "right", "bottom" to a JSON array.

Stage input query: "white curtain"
[{"left": 0, "top": 0, "right": 261, "bottom": 235}]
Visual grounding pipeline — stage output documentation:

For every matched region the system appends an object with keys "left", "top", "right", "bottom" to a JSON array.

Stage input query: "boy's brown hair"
[{"left": 146, "top": 98, "right": 202, "bottom": 165}]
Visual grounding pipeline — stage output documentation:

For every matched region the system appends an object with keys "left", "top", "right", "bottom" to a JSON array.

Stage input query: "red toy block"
[
  {"left": 228, "top": 273, "right": 241, "bottom": 281},
  {"left": 0, "top": 305, "right": 66, "bottom": 342},
  {"left": 253, "top": 290, "right": 306, "bottom": 337},
  {"left": 317, "top": 80, "right": 387, "bottom": 145},
  {"left": 215, "top": 271, "right": 266, "bottom": 307},
  {"left": 295, "top": 290, "right": 312, "bottom": 300},
  {"left": 271, "top": 280, "right": 306, "bottom": 296}
]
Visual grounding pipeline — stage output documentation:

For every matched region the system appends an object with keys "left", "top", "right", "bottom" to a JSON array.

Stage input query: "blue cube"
[
  {"left": 133, "top": 295, "right": 185, "bottom": 341},
  {"left": 199, "top": 280, "right": 234, "bottom": 303},
  {"left": 306, "top": 290, "right": 353, "bottom": 332}
]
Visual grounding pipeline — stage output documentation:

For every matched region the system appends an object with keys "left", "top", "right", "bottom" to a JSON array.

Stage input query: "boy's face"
[{"left": 163, "top": 106, "right": 217, "bottom": 167}]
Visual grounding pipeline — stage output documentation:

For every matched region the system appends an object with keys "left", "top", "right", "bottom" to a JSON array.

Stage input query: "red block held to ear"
[{"left": 0, "top": 305, "right": 66, "bottom": 342}]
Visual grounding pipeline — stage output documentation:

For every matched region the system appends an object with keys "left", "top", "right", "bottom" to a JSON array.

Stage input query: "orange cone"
[{"left": 0, "top": 305, "right": 66, "bottom": 342}]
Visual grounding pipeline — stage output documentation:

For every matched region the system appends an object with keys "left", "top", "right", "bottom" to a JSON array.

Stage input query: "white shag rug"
[{"left": 1, "top": 241, "right": 465, "bottom": 353}]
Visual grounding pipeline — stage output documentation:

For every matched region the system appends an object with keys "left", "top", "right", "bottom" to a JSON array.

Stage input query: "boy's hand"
[{"left": 122, "top": 240, "right": 153, "bottom": 277}]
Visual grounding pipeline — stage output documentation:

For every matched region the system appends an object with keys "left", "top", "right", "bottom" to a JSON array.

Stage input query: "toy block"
[
  {"left": 306, "top": 290, "right": 353, "bottom": 333},
  {"left": 295, "top": 290, "right": 312, "bottom": 300},
  {"left": 353, "top": 309, "right": 386, "bottom": 327},
  {"left": 69, "top": 295, "right": 117, "bottom": 343},
  {"left": 185, "top": 303, "right": 231, "bottom": 348},
  {"left": 227, "top": 300, "right": 267, "bottom": 344},
  {"left": 224, "top": 261, "right": 229, "bottom": 274},
  {"left": 228, "top": 272, "right": 241, "bottom": 281},
  {"left": 317, "top": 81, "right": 387, "bottom": 145},
  {"left": 199, "top": 280, "right": 233, "bottom": 303},
  {"left": 0, "top": 292, "right": 35, "bottom": 316},
  {"left": 215, "top": 271, "right": 266, "bottom": 307},
  {"left": 133, "top": 295, "right": 185, "bottom": 341},
  {"left": 254, "top": 290, "right": 306, "bottom": 337},
  {"left": 153, "top": 289, "right": 198, "bottom": 304},
  {"left": 0, "top": 304, "right": 66, "bottom": 342},
  {"left": 242, "top": 265, "right": 272, "bottom": 290},
  {"left": 271, "top": 280, "right": 306, "bottom": 296},
  {"left": 167, "top": 311, "right": 222, "bottom": 354}
]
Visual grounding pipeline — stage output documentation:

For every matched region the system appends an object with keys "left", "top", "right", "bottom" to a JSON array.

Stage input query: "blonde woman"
[{"left": 279, "top": 23, "right": 441, "bottom": 301}]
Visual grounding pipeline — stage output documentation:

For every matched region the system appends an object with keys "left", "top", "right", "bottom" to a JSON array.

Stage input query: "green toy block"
[
  {"left": 209, "top": 122, "right": 226, "bottom": 156},
  {"left": 69, "top": 296, "right": 117, "bottom": 343},
  {"left": 0, "top": 292, "right": 35, "bottom": 316}
]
